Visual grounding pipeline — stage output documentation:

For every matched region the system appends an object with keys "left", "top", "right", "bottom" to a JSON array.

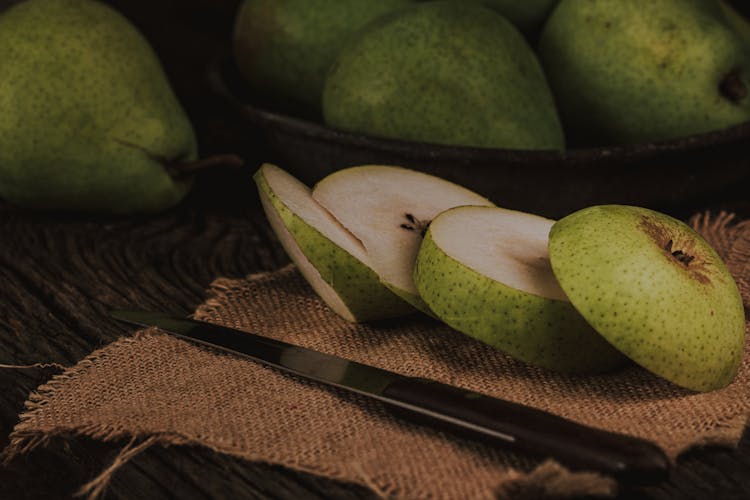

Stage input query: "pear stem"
[
  {"left": 166, "top": 154, "right": 245, "bottom": 178},
  {"left": 664, "top": 239, "right": 695, "bottom": 266},
  {"left": 719, "top": 70, "right": 748, "bottom": 103}
]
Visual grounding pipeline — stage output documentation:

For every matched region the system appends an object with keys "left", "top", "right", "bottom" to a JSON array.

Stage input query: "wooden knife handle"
[{"left": 382, "top": 377, "right": 669, "bottom": 484}]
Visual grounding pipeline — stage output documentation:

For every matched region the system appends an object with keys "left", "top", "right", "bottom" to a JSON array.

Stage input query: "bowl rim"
[{"left": 208, "top": 59, "right": 750, "bottom": 165}]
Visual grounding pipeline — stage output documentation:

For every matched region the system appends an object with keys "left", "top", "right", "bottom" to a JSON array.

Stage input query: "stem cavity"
[{"left": 665, "top": 239, "right": 695, "bottom": 266}]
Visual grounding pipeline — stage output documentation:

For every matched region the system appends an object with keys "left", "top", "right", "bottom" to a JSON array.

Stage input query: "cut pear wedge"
[
  {"left": 254, "top": 164, "right": 414, "bottom": 322},
  {"left": 549, "top": 205, "right": 746, "bottom": 391},
  {"left": 414, "top": 206, "right": 627, "bottom": 373},
  {"left": 312, "top": 166, "right": 495, "bottom": 312}
]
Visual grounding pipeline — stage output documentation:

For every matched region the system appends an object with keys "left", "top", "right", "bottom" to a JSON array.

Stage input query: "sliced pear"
[
  {"left": 312, "top": 166, "right": 495, "bottom": 312},
  {"left": 414, "top": 205, "right": 627, "bottom": 373},
  {"left": 254, "top": 164, "right": 414, "bottom": 322},
  {"left": 549, "top": 205, "right": 746, "bottom": 391}
]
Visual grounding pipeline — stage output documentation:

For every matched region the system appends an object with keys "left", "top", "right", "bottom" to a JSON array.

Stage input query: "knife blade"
[{"left": 111, "top": 309, "right": 669, "bottom": 484}]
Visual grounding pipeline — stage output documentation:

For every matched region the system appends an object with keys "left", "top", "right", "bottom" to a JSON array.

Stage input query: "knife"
[{"left": 111, "top": 310, "right": 669, "bottom": 484}]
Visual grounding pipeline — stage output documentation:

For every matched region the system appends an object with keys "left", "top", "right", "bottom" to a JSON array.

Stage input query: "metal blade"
[
  {"left": 111, "top": 310, "right": 404, "bottom": 399},
  {"left": 112, "top": 310, "right": 516, "bottom": 442},
  {"left": 111, "top": 310, "right": 671, "bottom": 484}
]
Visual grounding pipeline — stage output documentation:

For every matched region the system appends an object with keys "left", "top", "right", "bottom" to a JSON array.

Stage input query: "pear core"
[{"left": 312, "top": 165, "right": 494, "bottom": 299}]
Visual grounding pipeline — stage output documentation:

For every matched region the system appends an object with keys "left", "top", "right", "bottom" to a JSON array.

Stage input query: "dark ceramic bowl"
[{"left": 208, "top": 59, "right": 750, "bottom": 219}]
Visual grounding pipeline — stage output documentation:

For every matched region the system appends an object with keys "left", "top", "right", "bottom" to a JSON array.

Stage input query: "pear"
[
  {"left": 413, "top": 206, "right": 627, "bottom": 373},
  {"left": 254, "top": 164, "right": 414, "bottom": 322},
  {"left": 233, "top": 0, "right": 413, "bottom": 112},
  {"left": 548, "top": 205, "right": 745, "bottom": 391},
  {"left": 538, "top": 0, "right": 750, "bottom": 146},
  {"left": 322, "top": 1, "right": 565, "bottom": 150},
  {"left": 0, "top": 0, "right": 200, "bottom": 213},
  {"left": 311, "top": 166, "right": 493, "bottom": 313}
]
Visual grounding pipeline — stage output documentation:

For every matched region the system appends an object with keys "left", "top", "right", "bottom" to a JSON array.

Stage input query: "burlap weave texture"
[{"left": 4, "top": 213, "right": 750, "bottom": 499}]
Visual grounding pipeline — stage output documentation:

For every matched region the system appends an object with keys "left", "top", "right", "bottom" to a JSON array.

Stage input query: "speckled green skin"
[
  {"left": 233, "top": 0, "right": 413, "bottom": 111},
  {"left": 254, "top": 169, "right": 414, "bottom": 322},
  {"left": 323, "top": 1, "right": 564, "bottom": 150},
  {"left": 414, "top": 227, "right": 626, "bottom": 373},
  {"left": 0, "top": 0, "right": 197, "bottom": 213},
  {"left": 538, "top": 0, "right": 750, "bottom": 146},
  {"left": 549, "top": 205, "right": 746, "bottom": 392},
  {"left": 476, "top": 0, "right": 559, "bottom": 35}
]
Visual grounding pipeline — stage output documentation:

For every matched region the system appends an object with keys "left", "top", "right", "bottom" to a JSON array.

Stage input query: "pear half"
[
  {"left": 312, "top": 166, "right": 494, "bottom": 312},
  {"left": 549, "top": 205, "right": 746, "bottom": 392},
  {"left": 414, "top": 206, "right": 627, "bottom": 373},
  {"left": 254, "top": 164, "right": 414, "bottom": 322}
]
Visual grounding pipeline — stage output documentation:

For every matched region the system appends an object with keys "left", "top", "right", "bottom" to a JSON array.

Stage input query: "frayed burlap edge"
[
  {"left": 0, "top": 283, "right": 620, "bottom": 500},
  {"left": 2, "top": 211, "right": 749, "bottom": 499}
]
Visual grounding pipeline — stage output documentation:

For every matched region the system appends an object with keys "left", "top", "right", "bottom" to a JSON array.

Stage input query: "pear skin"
[
  {"left": 0, "top": 0, "right": 198, "bottom": 213},
  {"left": 539, "top": 0, "right": 750, "bottom": 146}
]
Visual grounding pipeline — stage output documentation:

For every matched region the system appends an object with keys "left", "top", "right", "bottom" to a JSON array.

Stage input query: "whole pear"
[
  {"left": 233, "top": 0, "right": 413, "bottom": 112},
  {"left": 0, "top": 0, "right": 198, "bottom": 213},
  {"left": 539, "top": 0, "right": 750, "bottom": 146},
  {"left": 323, "top": 1, "right": 565, "bottom": 150}
]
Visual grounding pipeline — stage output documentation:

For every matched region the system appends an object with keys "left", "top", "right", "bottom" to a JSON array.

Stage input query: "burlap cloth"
[{"left": 4, "top": 212, "right": 750, "bottom": 499}]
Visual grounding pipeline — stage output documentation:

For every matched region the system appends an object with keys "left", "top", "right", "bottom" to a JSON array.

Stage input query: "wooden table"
[
  {"left": 1, "top": 169, "right": 750, "bottom": 500},
  {"left": 1, "top": 1, "right": 750, "bottom": 496}
]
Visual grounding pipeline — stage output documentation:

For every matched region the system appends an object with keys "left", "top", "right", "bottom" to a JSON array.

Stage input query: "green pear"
[
  {"left": 0, "top": 0, "right": 200, "bottom": 213},
  {"left": 413, "top": 206, "right": 627, "bottom": 373},
  {"left": 538, "top": 0, "right": 750, "bottom": 146},
  {"left": 322, "top": 1, "right": 565, "bottom": 150},
  {"left": 254, "top": 164, "right": 414, "bottom": 322},
  {"left": 312, "top": 165, "right": 495, "bottom": 314},
  {"left": 548, "top": 205, "right": 745, "bottom": 391},
  {"left": 233, "top": 0, "right": 413, "bottom": 112}
]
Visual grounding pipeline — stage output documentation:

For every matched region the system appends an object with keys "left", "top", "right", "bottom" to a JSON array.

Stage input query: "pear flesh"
[
  {"left": 312, "top": 166, "right": 495, "bottom": 313},
  {"left": 0, "top": 0, "right": 197, "bottom": 213},
  {"left": 414, "top": 205, "right": 627, "bottom": 373},
  {"left": 254, "top": 164, "right": 413, "bottom": 322},
  {"left": 548, "top": 205, "right": 746, "bottom": 392}
]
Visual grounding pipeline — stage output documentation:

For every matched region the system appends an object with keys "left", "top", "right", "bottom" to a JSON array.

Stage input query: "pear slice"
[
  {"left": 312, "top": 166, "right": 495, "bottom": 312},
  {"left": 254, "top": 164, "right": 414, "bottom": 322},
  {"left": 414, "top": 205, "right": 627, "bottom": 373},
  {"left": 549, "top": 205, "right": 746, "bottom": 391}
]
